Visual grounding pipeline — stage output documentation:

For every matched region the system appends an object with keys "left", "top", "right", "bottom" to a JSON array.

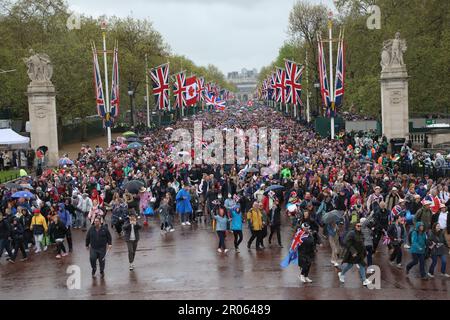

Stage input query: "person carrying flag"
[
  {"left": 280, "top": 222, "right": 316, "bottom": 282},
  {"left": 297, "top": 223, "right": 317, "bottom": 283}
]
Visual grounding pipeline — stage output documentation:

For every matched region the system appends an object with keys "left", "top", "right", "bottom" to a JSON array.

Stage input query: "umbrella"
[
  {"left": 123, "top": 180, "right": 145, "bottom": 194},
  {"left": 58, "top": 158, "right": 73, "bottom": 166},
  {"left": 126, "top": 137, "right": 141, "bottom": 143},
  {"left": 5, "top": 182, "right": 22, "bottom": 190},
  {"left": 37, "top": 146, "right": 48, "bottom": 153},
  {"left": 322, "top": 210, "right": 344, "bottom": 224},
  {"left": 12, "top": 191, "right": 35, "bottom": 199},
  {"left": 117, "top": 136, "right": 127, "bottom": 143},
  {"left": 264, "top": 185, "right": 285, "bottom": 195},
  {"left": 19, "top": 183, "right": 34, "bottom": 190},
  {"left": 19, "top": 169, "right": 28, "bottom": 177},
  {"left": 127, "top": 142, "right": 143, "bottom": 149},
  {"left": 143, "top": 137, "right": 152, "bottom": 141},
  {"left": 165, "top": 127, "right": 174, "bottom": 131},
  {"left": 123, "top": 131, "right": 137, "bottom": 137},
  {"left": 246, "top": 167, "right": 259, "bottom": 173}
]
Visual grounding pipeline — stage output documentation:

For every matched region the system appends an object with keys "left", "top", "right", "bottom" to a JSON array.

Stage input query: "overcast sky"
[{"left": 68, "top": 0, "right": 335, "bottom": 76}]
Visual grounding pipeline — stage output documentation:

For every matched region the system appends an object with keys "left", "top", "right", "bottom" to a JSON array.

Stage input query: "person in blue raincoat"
[
  {"left": 176, "top": 184, "right": 192, "bottom": 226},
  {"left": 58, "top": 203, "right": 73, "bottom": 252}
]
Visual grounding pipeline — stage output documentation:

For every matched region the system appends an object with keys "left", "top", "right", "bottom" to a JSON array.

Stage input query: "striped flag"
[
  {"left": 110, "top": 43, "right": 120, "bottom": 121},
  {"left": 334, "top": 33, "right": 345, "bottom": 113},
  {"left": 92, "top": 43, "right": 106, "bottom": 122},
  {"left": 317, "top": 34, "right": 332, "bottom": 116}
]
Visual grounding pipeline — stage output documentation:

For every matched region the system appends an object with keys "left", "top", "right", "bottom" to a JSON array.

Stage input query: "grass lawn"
[{"left": 0, "top": 169, "right": 20, "bottom": 183}]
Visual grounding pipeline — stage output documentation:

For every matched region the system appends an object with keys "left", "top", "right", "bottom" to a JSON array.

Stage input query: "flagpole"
[
  {"left": 306, "top": 50, "right": 310, "bottom": 123},
  {"left": 145, "top": 53, "right": 150, "bottom": 128},
  {"left": 101, "top": 22, "right": 111, "bottom": 148},
  {"left": 328, "top": 12, "right": 335, "bottom": 139}
]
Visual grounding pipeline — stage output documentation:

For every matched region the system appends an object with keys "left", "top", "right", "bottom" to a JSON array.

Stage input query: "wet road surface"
[{"left": 1, "top": 216, "right": 449, "bottom": 300}]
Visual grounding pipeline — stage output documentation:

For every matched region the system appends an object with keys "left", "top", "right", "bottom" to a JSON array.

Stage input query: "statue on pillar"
[
  {"left": 380, "top": 32, "right": 407, "bottom": 71},
  {"left": 23, "top": 49, "right": 53, "bottom": 83}
]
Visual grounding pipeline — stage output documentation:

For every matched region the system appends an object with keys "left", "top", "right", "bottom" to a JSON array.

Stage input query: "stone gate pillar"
[
  {"left": 380, "top": 32, "right": 409, "bottom": 141},
  {"left": 24, "top": 51, "right": 59, "bottom": 167}
]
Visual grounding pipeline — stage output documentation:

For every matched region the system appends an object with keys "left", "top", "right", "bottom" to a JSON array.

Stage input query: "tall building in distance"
[{"left": 227, "top": 68, "right": 258, "bottom": 102}]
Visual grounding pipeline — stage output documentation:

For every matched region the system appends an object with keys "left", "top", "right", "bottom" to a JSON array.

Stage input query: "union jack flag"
[
  {"left": 214, "top": 85, "right": 220, "bottom": 97},
  {"left": 196, "top": 77, "right": 206, "bottom": 102},
  {"left": 285, "top": 59, "right": 304, "bottom": 106},
  {"left": 280, "top": 229, "right": 309, "bottom": 268},
  {"left": 391, "top": 204, "right": 406, "bottom": 220},
  {"left": 150, "top": 63, "right": 170, "bottom": 110},
  {"left": 110, "top": 43, "right": 120, "bottom": 121},
  {"left": 206, "top": 82, "right": 212, "bottom": 96},
  {"left": 317, "top": 34, "right": 332, "bottom": 115},
  {"left": 92, "top": 43, "right": 106, "bottom": 120},
  {"left": 205, "top": 93, "right": 226, "bottom": 110},
  {"left": 268, "top": 73, "right": 275, "bottom": 101},
  {"left": 173, "top": 72, "right": 186, "bottom": 109},
  {"left": 275, "top": 67, "right": 287, "bottom": 104},
  {"left": 260, "top": 79, "right": 268, "bottom": 100},
  {"left": 334, "top": 35, "right": 345, "bottom": 112}
]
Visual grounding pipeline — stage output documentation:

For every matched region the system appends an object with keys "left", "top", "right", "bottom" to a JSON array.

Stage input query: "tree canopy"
[
  {"left": 0, "top": 0, "right": 235, "bottom": 121},
  {"left": 259, "top": 0, "right": 450, "bottom": 117}
]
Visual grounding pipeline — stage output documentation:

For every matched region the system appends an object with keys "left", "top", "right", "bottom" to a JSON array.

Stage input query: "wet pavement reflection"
[{"left": 1, "top": 215, "right": 449, "bottom": 300}]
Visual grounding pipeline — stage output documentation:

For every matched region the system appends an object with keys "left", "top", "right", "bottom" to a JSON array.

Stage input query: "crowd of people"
[{"left": 0, "top": 103, "right": 450, "bottom": 287}]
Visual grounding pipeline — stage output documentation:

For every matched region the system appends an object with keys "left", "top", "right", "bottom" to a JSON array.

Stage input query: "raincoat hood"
[{"left": 415, "top": 221, "right": 424, "bottom": 231}]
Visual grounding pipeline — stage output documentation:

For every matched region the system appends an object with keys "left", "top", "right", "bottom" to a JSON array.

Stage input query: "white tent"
[{"left": 0, "top": 128, "right": 30, "bottom": 145}]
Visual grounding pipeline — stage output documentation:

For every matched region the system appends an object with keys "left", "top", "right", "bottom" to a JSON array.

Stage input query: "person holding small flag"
[
  {"left": 296, "top": 223, "right": 317, "bottom": 283},
  {"left": 280, "top": 222, "right": 316, "bottom": 282}
]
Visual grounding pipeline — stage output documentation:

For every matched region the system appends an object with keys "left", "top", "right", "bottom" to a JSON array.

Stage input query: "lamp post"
[
  {"left": 128, "top": 81, "right": 134, "bottom": 128},
  {"left": 314, "top": 80, "right": 320, "bottom": 117}
]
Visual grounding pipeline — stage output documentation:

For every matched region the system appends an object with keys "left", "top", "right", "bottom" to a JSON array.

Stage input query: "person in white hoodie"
[{"left": 77, "top": 193, "right": 93, "bottom": 231}]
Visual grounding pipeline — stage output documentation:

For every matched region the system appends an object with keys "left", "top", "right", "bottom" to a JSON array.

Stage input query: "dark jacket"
[
  {"left": 297, "top": 232, "right": 316, "bottom": 264},
  {"left": 342, "top": 229, "right": 366, "bottom": 265},
  {"left": 49, "top": 220, "right": 67, "bottom": 239},
  {"left": 111, "top": 204, "right": 128, "bottom": 225},
  {"left": 387, "top": 223, "right": 405, "bottom": 246},
  {"left": 373, "top": 208, "right": 390, "bottom": 232},
  {"left": 0, "top": 219, "right": 11, "bottom": 240},
  {"left": 19, "top": 214, "right": 33, "bottom": 230},
  {"left": 11, "top": 222, "right": 24, "bottom": 240},
  {"left": 86, "top": 225, "right": 112, "bottom": 251},
  {"left": 334, "top": 194, "right": 347, "bottom": 211},
  {"left": 122, "top": 221, "right": 142, "bottom": 242},
  {"left": 269, "top": 206, "right": 281, "bottom": 226},
  {"left": 427, "top": 230, "right": 448, "bottom": 256}
]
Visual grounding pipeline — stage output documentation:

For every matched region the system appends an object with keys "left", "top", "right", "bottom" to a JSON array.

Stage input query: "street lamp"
[
  {"left": 128, "top": 81, "right": 134, "bottom": 128},
  {"left": 314, "top": 80, "right": 320, "bottom": 116}
]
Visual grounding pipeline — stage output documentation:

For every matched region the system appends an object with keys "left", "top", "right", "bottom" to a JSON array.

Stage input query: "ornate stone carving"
[
  {"left": 23, "top": 49, "right": 53, "bottom": 82},
  {"left": 34, "top": 105, "right": 48, "bottom": 119},
  {"left": 381, "top": 32, "right": 407, "bottom": 71}
]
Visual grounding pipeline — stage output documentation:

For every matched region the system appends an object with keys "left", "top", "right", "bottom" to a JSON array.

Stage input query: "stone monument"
[
  {"left": 380, "top": 32, "right": 409, "bottom": 141},
  {"left": 24, "top": 49, "right": 59, "bottom": 167}
]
